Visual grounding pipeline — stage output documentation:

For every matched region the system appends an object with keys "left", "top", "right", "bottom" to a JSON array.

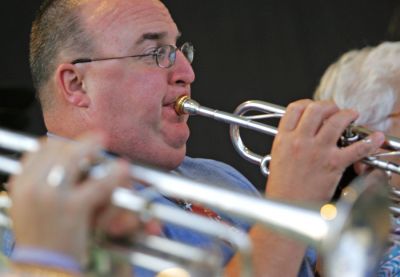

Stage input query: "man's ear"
[{"left": 55, "top": 63, "right": 90, "bottom": 107}]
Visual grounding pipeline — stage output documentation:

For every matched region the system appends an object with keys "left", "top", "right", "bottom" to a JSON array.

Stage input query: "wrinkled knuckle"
[
  {"left": 324, "top": 117, "right": 342, "bottom": 130},
  {"left": 308, "top": 102, "right": 326, "bottom": 115},
  {"left": 291, "top": 137, "right": 301, "bottom": 150},
  {"left": 327, "top": 157, "right": 341, "bottom": 171},
  {"left": 355, "top": 143, "right": 372, "bottom": 160},
  {"left": 37, "top": 189, "right": 59, "bottom": 206},
  {"left": 95, "top": 181, "right": 113, "bottom": 194},
  {"left": 290, "top": 137, "right": 305, "bottom": 155},
  {"left": 342, "top": 108, "right": 358, "bottom": 117},
  {"left": 321, "top": 100, "right": 338, "bottom": 109},
  {"left": 286, "top": 103, "right": 302, "bottom": 115},
  {"left": 287, "top": 100, "right": 310, "bottom": 114}
]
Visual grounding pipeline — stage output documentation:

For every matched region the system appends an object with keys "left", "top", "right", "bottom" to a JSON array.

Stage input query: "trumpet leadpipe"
[{"left": 175, "top": 96, "right": 280, "bottom": 136}]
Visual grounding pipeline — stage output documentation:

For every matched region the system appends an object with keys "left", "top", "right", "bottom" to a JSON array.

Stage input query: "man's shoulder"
[{"left": 176, "top": 156, "right": 260, "bottom": 196}]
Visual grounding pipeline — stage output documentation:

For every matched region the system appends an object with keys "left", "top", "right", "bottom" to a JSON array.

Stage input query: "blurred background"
[{"left": 0, "top": 0, "right": 399, "bottom": 189}]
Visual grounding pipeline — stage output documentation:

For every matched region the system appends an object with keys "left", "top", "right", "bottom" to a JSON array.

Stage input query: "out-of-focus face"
[
  {"left": 354, "top": 102, "right": 400, "bottom": 188},
  {"left": 76, "top": 0, "right": 195, "bottom": 169},
  {"left": 384, "top": 104, "right": 400, "bottom": 188}
]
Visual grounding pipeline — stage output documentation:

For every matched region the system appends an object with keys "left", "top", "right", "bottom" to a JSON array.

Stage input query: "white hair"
[{"left": 314, "top": 41, "right": 400, "bottom": 131}]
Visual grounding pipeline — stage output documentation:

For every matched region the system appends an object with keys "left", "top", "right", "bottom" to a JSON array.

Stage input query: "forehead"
[{"left": 81, "top": 0, "right": 180, "bottom": 51}]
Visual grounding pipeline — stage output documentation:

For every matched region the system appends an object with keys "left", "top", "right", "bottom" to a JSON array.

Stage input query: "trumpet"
[
  {"left": 175, "top": 96, "right": 400, "bottom": 176},
  {"left": 0, "top": 156, "right": 249, "bottom": 276},
  {"left": 0, "top": 128, "right": 391, "bottom": 277}
]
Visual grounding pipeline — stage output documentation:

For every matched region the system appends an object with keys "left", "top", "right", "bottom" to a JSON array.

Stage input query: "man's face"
[
  {"left": 384, "top": 107, "right": 400, "bottom": 188},
  {"left": 78, "top": 0, "right": 195, "bottom": 169},
  {"left": 354, "top": 102, "right": 400, "bottom": 188}
]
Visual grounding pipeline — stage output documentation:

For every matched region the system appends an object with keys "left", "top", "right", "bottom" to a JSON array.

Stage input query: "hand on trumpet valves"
[
  {"left": 8, "top": 132, "right": 160, "bottom": 266},
  {"left": 266, "top": 99, "right": 385, "bottom": 202}
]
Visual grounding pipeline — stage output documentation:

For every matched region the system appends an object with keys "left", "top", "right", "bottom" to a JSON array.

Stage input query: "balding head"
[
  {"left": 30, "top": 0, "right": 169, "bottom": 112},
  {"left": 30, "top": 0, "right": 95, "bottom": 111}
]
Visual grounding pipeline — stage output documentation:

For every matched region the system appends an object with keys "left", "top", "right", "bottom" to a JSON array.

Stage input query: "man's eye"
[
  {"left": 146, "top": 51, "right": 157, "bottom": 58},
  {"left": 156, "top": 47, "right": 168, "bottom": 59},
  {"left": 135, "top": 51, "right": 156, "bottom": 62},
  {"left": 143, "top": 47, "right": 158, "bottom": 55}
]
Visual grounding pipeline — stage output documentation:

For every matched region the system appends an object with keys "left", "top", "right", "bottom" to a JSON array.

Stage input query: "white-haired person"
[{"left": 314, "top": 41, "right": 400, "bottom": 276}]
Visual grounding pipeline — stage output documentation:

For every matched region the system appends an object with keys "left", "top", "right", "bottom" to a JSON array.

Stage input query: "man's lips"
[
  {"left": 163, "top": 95, "right": 189, "bottom": 115},
  {"left": 162, "top": 103, "right": 188, "bottom": 121},
  {"left": 163, "top": 102, "right": 175, "bottom": 108},
  {"left": 163, "top": 93, "right": 190, "bottom": 108}
]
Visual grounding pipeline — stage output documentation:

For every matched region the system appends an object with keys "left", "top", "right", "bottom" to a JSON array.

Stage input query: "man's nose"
[{"left": 168, "top": 50, "right": 195, "bottom": 86}]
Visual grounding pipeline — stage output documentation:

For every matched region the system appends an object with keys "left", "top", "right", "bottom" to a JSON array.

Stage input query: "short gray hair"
[
  {"left": 314, "top": 42, "right": 400, "bottom": 131},
  {"left": 30, "top": 0, "right": 95, "bottom": 111}
]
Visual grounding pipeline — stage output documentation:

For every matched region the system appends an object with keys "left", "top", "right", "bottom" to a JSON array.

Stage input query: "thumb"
[
  {"left": 75, "top": 160, "right": 130, "bottom": 214},
  {"left": 340, "top": 132, "right": 385, "bottom": 166}
]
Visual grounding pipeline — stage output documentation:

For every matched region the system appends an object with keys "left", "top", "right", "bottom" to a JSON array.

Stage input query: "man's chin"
[
  {"left": 163, "top": 125, "right": 190, "bottom": 149},
  {"left": 156, "top": 147, "right": 186, "bottom": 170}
]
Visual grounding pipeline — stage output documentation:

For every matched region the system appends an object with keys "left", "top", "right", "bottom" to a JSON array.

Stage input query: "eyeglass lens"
[{"left": 156, "top": 43, "right": 194, "bottom": 68}]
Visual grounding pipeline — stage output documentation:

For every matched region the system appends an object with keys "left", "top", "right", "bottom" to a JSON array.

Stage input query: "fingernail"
[
  {"left": 373, "top": 132, "right": 386, "bottom": 146},
  {"left": 90, "top": 161, "right": 115, "bottom": 180},
  {"left": 362, "top": 138, "right": 372, "bottom": 144}
]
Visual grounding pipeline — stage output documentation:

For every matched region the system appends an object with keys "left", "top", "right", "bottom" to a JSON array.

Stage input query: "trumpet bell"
[{"left": 322, "top": 169, "right": 390, "bottom": 277}]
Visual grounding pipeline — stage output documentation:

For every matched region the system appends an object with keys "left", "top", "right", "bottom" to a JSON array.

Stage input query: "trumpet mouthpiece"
[{"left": 174, "top": 95, "right": 191, "bottom": 115}]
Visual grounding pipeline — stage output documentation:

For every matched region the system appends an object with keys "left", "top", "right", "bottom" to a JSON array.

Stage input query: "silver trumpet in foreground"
[
  {"left": 0, "top": 128, "right": 391, "bottom": 277},
  {"left": 175, "top": 96, "right": 400, "bottom": 176},
  {"left": 0, "top": 159, "right": 249, "bottom": 276}
]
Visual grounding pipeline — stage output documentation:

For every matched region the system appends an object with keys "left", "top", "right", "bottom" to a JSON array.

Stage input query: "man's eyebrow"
[
  {"left": 136, "top": 32, "right": 167, "bottom": 45},
  {"left": 135, "top": 31, "right": 182, "bottom": 45}
]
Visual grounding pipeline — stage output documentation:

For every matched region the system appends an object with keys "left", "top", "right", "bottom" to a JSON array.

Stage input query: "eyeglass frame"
[{"left": 70, "top": 42, "right": 194, "bottom": 69}]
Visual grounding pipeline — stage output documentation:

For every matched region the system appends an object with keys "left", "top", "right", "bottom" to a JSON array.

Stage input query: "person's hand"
[
  {"left": 265, "top": 99, "right": 385, "bottom": 201},
  {"left": 8, "top": 133, "right": 143, "bottom": 263}
]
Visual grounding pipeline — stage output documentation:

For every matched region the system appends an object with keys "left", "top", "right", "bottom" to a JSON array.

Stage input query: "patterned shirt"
[{"left": 377, "top": 216, "right": 400, "bottom": 277}]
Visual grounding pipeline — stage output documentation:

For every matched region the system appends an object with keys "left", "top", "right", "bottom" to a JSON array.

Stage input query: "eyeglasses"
[{"left": 71, "top": 42, "right": 194, "bottom": 68}]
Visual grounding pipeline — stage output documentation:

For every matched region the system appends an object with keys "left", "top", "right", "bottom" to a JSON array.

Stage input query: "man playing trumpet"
[{"left": 6, "top": 0, "right": 385, "bottom": 276}]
